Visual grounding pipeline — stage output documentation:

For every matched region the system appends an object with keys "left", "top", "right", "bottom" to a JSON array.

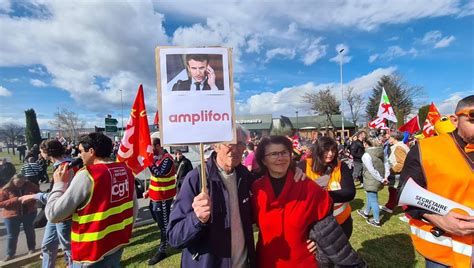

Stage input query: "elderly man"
[
  {"left": 398, "top": 95, "right": 474, "bottom": 268},
  {"left": 167, "top": 126, "right": 256, "bottom": 267},
  {"left": 172, "top": 54, "right": 222, "bottom": 91}
]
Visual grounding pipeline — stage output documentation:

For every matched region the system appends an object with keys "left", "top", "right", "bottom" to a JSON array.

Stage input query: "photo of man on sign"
[
  {"left": 172, "top": 54, "right": 223, "bottom": 91},
  {"left": 167, "top": 54, "right": 224, "bottom": 93},
  {"left": 156, "top": 47, "right": 235, "bottom": 145}
]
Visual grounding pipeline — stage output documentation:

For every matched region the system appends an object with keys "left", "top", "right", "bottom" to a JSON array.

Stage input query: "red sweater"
[{"left": 251, "top": 170, "right": 332, "bottom": 268}]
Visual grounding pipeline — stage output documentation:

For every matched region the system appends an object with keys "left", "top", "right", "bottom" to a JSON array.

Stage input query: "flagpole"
[
  {"left": 199, "top": 143, "right": 207, "bottom": 193},
  {"left": 339, "top": 48, "right": 345, "bottom": 142}
]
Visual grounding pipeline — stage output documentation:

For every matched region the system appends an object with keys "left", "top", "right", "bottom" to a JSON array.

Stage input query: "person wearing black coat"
[{"left": 174, "top": 150, "right": 193, "bottom": 194}]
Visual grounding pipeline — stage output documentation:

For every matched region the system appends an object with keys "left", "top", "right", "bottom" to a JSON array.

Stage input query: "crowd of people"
[{"left": 0, "top": 95, "right": 472, "bottom": 267}]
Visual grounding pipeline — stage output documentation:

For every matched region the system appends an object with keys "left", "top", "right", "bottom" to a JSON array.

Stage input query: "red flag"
[
  {"left": 422, "top": 103, "right": 441, "bottom": 138},
  {"left": 117, "top": 85, "right": 153, "bottom": 174},
  {"left": 368, "top": 116, "right": 389, "bottom": 130},
  {"left": 398, "top": 115, "right": 420, "bottom": 134},
  {"left": 153, "top": 110, "right": 159, "bottom": 127}
]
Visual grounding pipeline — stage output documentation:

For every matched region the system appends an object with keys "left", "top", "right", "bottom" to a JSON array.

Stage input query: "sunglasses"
[{"left": 456, "top": 109, "right": 474, "bottom": 120}]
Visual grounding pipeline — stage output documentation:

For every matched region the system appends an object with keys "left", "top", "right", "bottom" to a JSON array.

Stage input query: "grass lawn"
[
  {"left": 1, "top": 149, "right": 424, "bottom": 267},
  {"left": 119, "top": 186, "right": 425, "bottom": 267},
  {"left": 0, "top": 151, "right": 24, "bottom": 171}
]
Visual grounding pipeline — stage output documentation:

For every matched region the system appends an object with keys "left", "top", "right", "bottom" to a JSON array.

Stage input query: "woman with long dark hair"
[
  {"left": 299, "top": 136, "right": 356, "bottom": 237},
  {"left": 0, "top": 174, "right": 39, "bottom": 261},
  {"left": 251, "top": 135, "right": 365, "bottom": 267}
]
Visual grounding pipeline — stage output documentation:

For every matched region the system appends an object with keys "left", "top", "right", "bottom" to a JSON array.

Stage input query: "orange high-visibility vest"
[
  {"left": 305, "top": 159, "right": 352, "bottom": 224},
  {"left": 71, "top": 163, "right": 135, "bottom": 264},
  {"left": 409, "top": 133, "right": 473, "bottom": 268},
  {"left": 149, "top": 153, "right": 177, "bottom": 201}
]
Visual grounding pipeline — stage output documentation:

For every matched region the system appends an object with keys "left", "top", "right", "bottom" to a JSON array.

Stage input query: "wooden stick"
[{"left": 200, "top": 143, "right": 207, "bottom": 193}]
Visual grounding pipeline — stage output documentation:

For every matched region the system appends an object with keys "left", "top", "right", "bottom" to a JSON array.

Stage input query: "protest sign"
[{"left": 155, "top": 47, "right": 236, "bottom": 146}]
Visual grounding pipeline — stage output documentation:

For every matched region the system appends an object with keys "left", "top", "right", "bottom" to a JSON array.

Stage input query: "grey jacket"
[{"left": 362, "top": 147, "right": 385, "bottom": 192}]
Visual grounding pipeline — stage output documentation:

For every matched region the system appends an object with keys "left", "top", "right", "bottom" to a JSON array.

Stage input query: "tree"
[
  {"left": 417, "top": 104, "right": 430, "bottom": 133},
  {"left": 302, "top": 87, "right": 341, "bottom": 132},
  {"left": 49, "top": 108, "right": 85, "bottom": 143},
  {"left": 0, "top": 123, "right": 24, "bottom": 154},
  {"left": 366, "top": 74, "right": 423, "bottom": 127},
  {"left": 345, "top": 86, "right": 364, "bottom": 131},
  {"left": 25, "top": 109, "right": 43, "bottom": 149}
]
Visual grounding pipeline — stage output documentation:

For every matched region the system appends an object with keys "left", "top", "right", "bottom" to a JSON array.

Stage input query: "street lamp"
[
  {"left": 120, "top": 89, "right": 124, "bottom": 138},
  {"left": 295, "top": 110, "right": 299, "bottom": 131},
  {"left": 339, "top": 48, "right": 345, "bottom": 142}
]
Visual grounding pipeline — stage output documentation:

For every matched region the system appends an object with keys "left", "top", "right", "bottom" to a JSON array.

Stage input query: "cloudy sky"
[{"left": 0, "top": 0, "right": 473, "bottom": 129}]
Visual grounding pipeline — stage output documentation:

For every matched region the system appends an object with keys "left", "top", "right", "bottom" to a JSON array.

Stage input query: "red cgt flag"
[
  {"left": 117, "top": 85, "right": 153, "bottom": 174},
  {"left": 422, "top": 102, "right": 441, "bottom": 138},
  {"left": 398, "top": 115, "right": 420, "bottom": 134}
]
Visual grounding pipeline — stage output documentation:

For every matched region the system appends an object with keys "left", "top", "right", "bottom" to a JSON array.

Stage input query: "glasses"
[
  {"left": 456, "top": 109, "right": 474, "bottom": 120},
  {"left": 265, "top": 150, "right": 290, "bottom": 159}
]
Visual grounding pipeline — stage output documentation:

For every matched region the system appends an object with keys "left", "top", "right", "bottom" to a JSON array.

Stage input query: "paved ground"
[{"left": 0, "top": 182, "right": 153, "bottom": 262}]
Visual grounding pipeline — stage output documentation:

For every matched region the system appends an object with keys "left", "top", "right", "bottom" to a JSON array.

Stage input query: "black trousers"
[{"left": 149, "top": 199, "right": 173, "bottom": 253}]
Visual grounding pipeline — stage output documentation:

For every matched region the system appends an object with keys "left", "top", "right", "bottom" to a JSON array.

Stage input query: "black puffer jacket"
[{"left": 309, "top": 215, "right": 367, "bottom": 267}]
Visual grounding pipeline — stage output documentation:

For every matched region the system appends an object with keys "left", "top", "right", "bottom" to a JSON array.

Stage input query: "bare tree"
[
  {"left": 0, "top": 123, "right": 24, "bottom": 155},
  {"left": 302, "top": 87, "right": 341, "bottom": 133},
  {"left": 345, "top": 86, "right": 364, "bottom": 130},
  {"left": 49, "top": 108, "right": 85, "bottom": 143}
]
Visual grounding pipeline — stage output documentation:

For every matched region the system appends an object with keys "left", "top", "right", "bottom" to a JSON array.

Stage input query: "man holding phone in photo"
[{"left": 172, "top": 54, "right": 222, "bottom": 91}]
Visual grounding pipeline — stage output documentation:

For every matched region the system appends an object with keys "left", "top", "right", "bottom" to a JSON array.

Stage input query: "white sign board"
[{"left": 155, "top": 47, "right": 236, "bottom": 145}]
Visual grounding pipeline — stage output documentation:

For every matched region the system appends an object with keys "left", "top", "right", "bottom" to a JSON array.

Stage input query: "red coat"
[{"left": 251, "top": 170, "right": 332, "bottom": 268}]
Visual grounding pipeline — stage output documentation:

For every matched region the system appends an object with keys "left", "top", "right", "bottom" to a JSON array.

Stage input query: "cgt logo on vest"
[{"left": 109, "top": 167, "right": 130, "bottom": 203}]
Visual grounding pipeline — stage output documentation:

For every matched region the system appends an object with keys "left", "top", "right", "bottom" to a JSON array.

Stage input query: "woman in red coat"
[{"left": 251, "top": 136, "right": 365, "bottom": 268}]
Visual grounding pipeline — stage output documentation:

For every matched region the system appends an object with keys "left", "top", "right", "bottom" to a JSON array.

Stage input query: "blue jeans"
[
  {"left": 3, "top": 212, "right": 36, "bottom": 257},
  {"left": 42, "top": 220, "right": 72, "bottom": 268},
  {"left": 72, "top": 248, "right": 123, "bottom": 268},
  {"left": 364, "top": 191, "right": 380, "bottom": 222},
  {"left": 425, "top": 258, "right": 449, "bottom": 268}
]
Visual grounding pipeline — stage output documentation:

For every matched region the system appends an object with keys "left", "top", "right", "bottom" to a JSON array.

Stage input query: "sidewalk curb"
[{"left": 0, "top": 219, "right": 155, "bottom": 267}]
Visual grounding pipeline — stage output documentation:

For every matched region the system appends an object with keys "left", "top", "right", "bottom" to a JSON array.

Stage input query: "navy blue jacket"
[{"left": 167, "top": 154, "right": 257, "bottom": 268}]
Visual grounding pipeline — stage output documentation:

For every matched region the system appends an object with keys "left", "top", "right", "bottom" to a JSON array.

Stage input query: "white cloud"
[
  {"left": 157, "top": 1, "right": 461, "bottom": 32},
  {"left": 376, "top": 46, "right": 418, "bottom": 61},
  {"left": 387, "top": 36, "right": 399, "bottom": 41},
  {"left": 28, "top": 66, "right": 47, "bottom": 75},
  {"left": 246, "top": 36, "right": 262, "bottom": 53},
  {"left": 265, "top": 48, "right": 296, "bottom": 62},
  {"left": 0, "top": 0, "right": 11, "bottom": 12},
  {"left": 438, "top": 91, "right": 474, "bottom": 114},
  {"left": 237, "top": 67, "right": 397, "bottom": 116},
  {"left": 3, "top": 78, "right": 19, "bottom": 83},
  {"left": 0, "top": 85, "right": 12, "bottom": 96},
  {"left": 458, "top": 1, "right": 474, "bottom": 17},
  {"left": 434, "top": 35, "right": 455, "bottom": 48},
  {"left": 329, "top": 44, "right": 352, "bottom": 64},
  {"left": 0, "top": 1, "right": 168, "bottom": 111},
  {"left": 421, "top": 30, "right": 455, "bottom": 48},
  {"left": 368, "top": 54, "right": 379, "bottom": 63},
  {"left": 422, "top": 30, "right": 442, "bottom": 44},
  {"left": 30, "top": 79, "right": 47, "bottom": 87},
  {"left": 300, "top": 38, "right": 327, "bottom": 65}
]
